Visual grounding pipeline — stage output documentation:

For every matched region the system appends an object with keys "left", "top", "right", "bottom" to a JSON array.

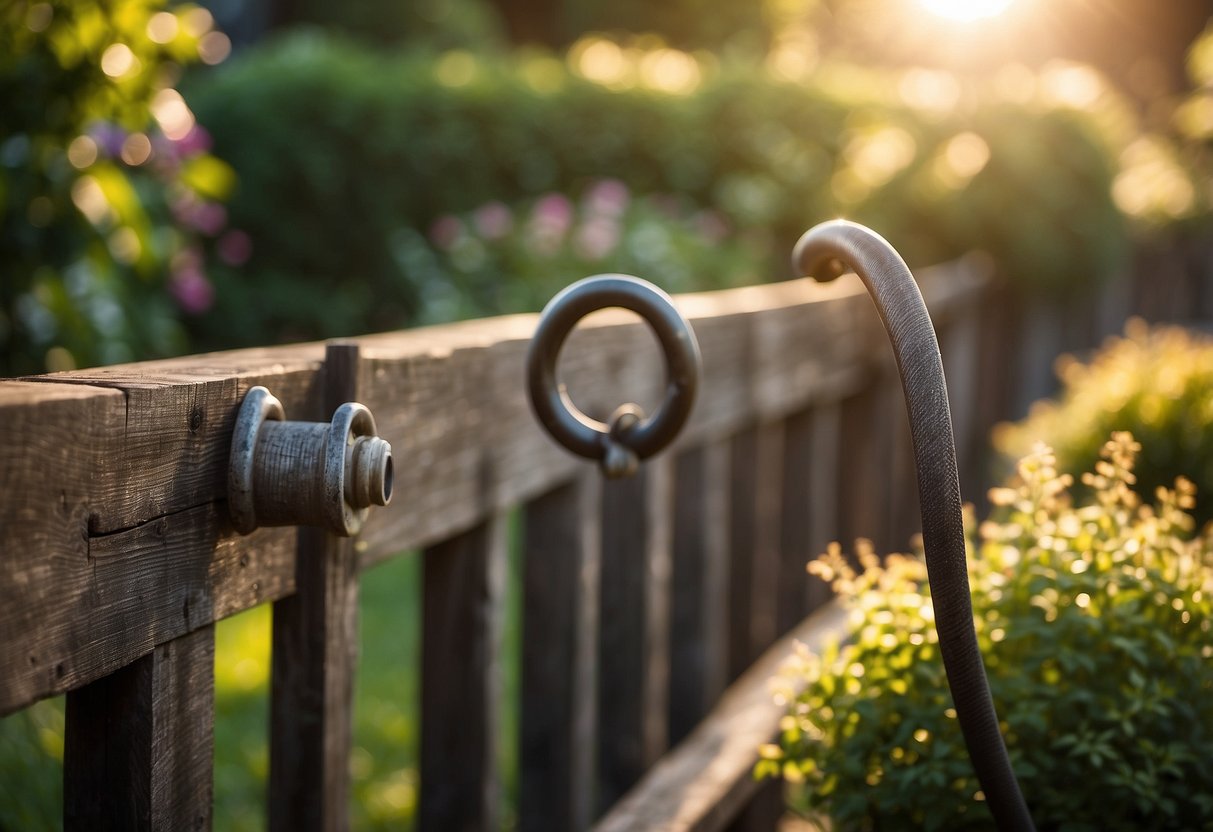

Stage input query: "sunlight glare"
[{"left": 919, "top": 0, "right": 1014, "bottom": 22}]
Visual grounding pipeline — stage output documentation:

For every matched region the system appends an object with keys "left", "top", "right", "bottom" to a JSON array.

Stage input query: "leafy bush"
[
  {"left": 994, "top": 321, "right": 1213, "bottom": 526},
  {"left": 182, "top": 33, "right": 1136, "bottom": 348},
  {"left": 183, "top": 176, "right": 767, "bottom": 349},
  {"left": 0, "top": 0, "right": 237, "bottom": 375},
  {"left": 764, "top": 434, "right": 1213, "bottom": 830}
]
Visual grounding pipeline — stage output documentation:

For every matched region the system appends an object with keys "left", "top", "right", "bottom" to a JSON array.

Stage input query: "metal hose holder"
[
  {"left": 526, "top": 274, "right": 702, "bottom": 478},
  {"left": 228, "top": 385, "right": 393, "bottom": 537}
]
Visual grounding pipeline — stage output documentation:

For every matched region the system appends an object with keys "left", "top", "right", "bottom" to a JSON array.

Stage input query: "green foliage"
[
  {"left": 995, "top": 321, "right": 1213, "bottom": 526},
  {"left": 183, "top": 33, "right": 1133, "bottom": 350},
  {"left": 0, "top": 0, "right": 235, "bottom": 374},
  {"left": 766, "top": 434, "right": 1213, "bottom": 830}
]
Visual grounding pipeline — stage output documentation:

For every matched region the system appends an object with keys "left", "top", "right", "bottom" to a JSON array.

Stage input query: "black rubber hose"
[{"left": 793, "top": 220, "right": 1035, "bottom": 832}]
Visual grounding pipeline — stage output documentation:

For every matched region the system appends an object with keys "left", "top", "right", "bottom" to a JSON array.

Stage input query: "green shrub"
[
  {"left": 1, "top": 0, "right": 237, "bottom": 374},
  {"left": 995, "top": 321, "right": 1213, "bottom": 526},
  {"left": 182, "top": 33, "right": 1135, "bottom": 347},
  {"left": 765, "top": 434, "right": 1213, "bottom": 830}
]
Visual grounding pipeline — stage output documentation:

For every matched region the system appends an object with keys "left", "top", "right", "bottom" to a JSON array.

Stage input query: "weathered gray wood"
[
  {"left": 725, "top": 425, "right": 780, "bottom": 683},
  {"left": 776, "top": 410, "right": 814, "bottom": 634},
  {"left": 837, "top": 378, "right": 888, "bottom": 557},
  {"left": 268, "top": 343, "right": 362, "bottom": 832},
  {"left": 64, "top": 625, "right": 214, "bottom": 831},
  {"left": 806, "top": 404, "right": 841, "bottom": 610},
  {"left": 593, "top": 601, "right": 850, "bottom": 832},
  {"left": 419, "top": 512, "right": 509, "bottom": 832},
  {"left": 0, "top": 264, "right": 987, "bottom": 715},
  {"left": 520, "top": 474, "right": 602, "bottom": 832},
  {"left": 596, "top": 456, "right": 673, "bottom": 816},
  {"left": 668, "top": 442, "right": 731, "bottom": 746}
]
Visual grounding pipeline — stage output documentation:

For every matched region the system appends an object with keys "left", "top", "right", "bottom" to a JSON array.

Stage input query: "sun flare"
[{"left": 918, "top": 0, "right": 1015, "bottom": 22}]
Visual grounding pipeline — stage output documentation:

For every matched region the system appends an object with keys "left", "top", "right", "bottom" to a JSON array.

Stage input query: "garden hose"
[{"left": 793, "top": 220, "right": 1036, "bottom": 832}]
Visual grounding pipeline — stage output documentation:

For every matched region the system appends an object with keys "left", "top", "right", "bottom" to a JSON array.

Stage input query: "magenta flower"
[
  {"left": 171, "top": 124, "right": 213, "bottom": 157},
  {"left": 574, "top": 217, "right": 621, "bottom": 261},
  {"left": 472, "top": 201, "right": 513, "bottom": 241},
  {"left": 532, "top": 193, "right": 573, "bottom": 236},
  {"left": 428, "top": 215, "right": 464, "bottom": 250},
  {"left": 188, "top": 201, "right": 227, "bottom": 236},
  {"left": 217, "top": 229, "right": 253, "bottom": 266},
  {"left": 170, "top": 265, "right": 215, "bottom": 314},
  {"left": 584, "top": 179, "right": 630, "bottom": 218}
]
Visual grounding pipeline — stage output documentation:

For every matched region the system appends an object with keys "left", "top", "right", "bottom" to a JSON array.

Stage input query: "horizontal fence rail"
[{"left": 0, "top": 257, "right": 991, "bottom": 830}]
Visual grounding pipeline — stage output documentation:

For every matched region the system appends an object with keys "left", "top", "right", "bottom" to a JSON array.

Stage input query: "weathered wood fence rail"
[{"left": 0, "top": 257, "right": 990, "bottom": 831}]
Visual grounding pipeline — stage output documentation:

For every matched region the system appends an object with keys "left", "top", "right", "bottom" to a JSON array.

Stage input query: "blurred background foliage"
[
  {"left": 996, "top": 320, "right": 1213, "bottom": 526},
  {"left": 1, "top": 0, "right": 237, "bottom": 373},
  {"left": 6, "top": 0, "right": 1213, "bottom": 830},
  {"left": 5, "top": 0, "right": 1213, "bottom": 374}
]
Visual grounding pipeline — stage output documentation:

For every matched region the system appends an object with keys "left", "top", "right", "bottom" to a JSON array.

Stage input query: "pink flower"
[
  {"left": 217, "top": 230, "right": 252, "bottom": 266},
  {"left": 574, "top": 217, "right": 620, "bottom": 261},
  {"left": 171, "top": 125, "right": 213, "bottom": 157},
  {"left": 188, "top": 201, "right": 227, "bottom": 236},
  {"left": 693, "top": 210, "right": 730, "bottom": 243},
  {"left": 428, "top": 215, "right": 464, "bottom": 250},
  {"left": 584, "top": 179, "right": 630, "bottom": 218},
  {"left": 170, "top": 265, "right": 215, "bottom": 314},
  {"left": 532, "top": 193, "right": 573, "bottom": 237},
  {"left": 472, "top": 201, "right": 513, "bottom": 240}
]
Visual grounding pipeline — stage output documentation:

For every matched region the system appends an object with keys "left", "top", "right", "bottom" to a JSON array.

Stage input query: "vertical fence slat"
[
  {"left": 520, "top": 473, "right": 602, "bottom": 832},
  {"left": 268, "top": 343, "right": 361, "bottom": 832},
  {"left": 776, "top": 410, "right": 814, "bottom": 634},
  {"left": 668, "top": 442, "right": 730, "bottom": 747},
  {"left": 64, "top": 624, "right": 215, "bottom": 831},
  {"left": 726, "top": 424, "right": 780, "bottom": 681},
  {"left": 596, "top": 456, "right": 672, "bottom": 816},
  {"left": 807, "top": 403, "right": 841, "bottom": 606},
  {"left": 419, "top": 511, "right": 508, "bottom": 832}
]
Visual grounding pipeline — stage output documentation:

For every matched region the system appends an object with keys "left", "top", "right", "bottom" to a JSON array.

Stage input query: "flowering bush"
[
  {"left": 1, "top": 0, "right": 237, "bottom": 374},
  {"left": 408, "top": 180, "right": 766, "bottom": 322},
  {"left": 994, "top": 320, "right": 1213, "bottom": 526},
  {"left": 763, "top": 434, "right": 1213, "bottom": 830}
]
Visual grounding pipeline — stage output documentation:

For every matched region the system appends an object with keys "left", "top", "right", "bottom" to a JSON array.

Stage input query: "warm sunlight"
[{"left": 919, "top": 0, "right": 1015, "bottom": 22}]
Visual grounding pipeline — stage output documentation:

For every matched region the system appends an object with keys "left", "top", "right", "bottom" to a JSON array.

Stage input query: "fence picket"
[
  {"left": 419, "top": 512, "right": 509, "bottom": 831},
  {"left": 596, "top": 457, "right": 673, "bottom": 816},
  {"left": 520, "top": 474, "right": 603, "bottom": 832},
  {"left": 267, "top": 343, "right": 362, "bottom": 832},
  {"left": 668, "top": 442, "right": 731, "bottom": 746},
  {"left": 64, "top": 625, "right": 214, "bottom": 831}
]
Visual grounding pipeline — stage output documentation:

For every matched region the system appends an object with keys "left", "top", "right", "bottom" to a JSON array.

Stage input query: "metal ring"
[{"left": 526, "top": 274, "right": 701, "bottom": 475}]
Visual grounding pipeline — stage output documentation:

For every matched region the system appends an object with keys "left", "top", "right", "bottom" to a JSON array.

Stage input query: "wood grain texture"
[
  {"left": 592, "top": 601, "right": 850, "bottom": 832},
  {"left": 596, "top": 456, "right": 674, "bottom": 818},
  {"left": 727, "top": 419, "right": 791, "bottom": 689},
  {"left": 64, "top": 625, "right": 214, "bottom": 831},
  {"left": 418, "top": 513, "right": 509, "bottom": 832},
  {"left": 668, "top": 443, "right": 731, "bottom": 747},
  {"left": 268, "top": 343, "right": 362, "bottom": 832},
  {"left": 520, "top": 474, "right": 602, "bottom": 832},
  {"left": 1, "top": 263, "right": 988, "bottom": 714}
]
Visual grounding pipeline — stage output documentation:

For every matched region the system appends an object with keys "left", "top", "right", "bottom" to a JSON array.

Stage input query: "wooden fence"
[{"left": 0, "top": 256, "right": 990, "bottom": 831}]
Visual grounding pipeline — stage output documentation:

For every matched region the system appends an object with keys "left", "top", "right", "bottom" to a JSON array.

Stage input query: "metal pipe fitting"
[{"left": 228, "top": 385, "right": 392, "bottom": 537}]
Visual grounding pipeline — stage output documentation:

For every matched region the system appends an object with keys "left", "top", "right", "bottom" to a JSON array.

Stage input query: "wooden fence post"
[
  {"left": 520, "top": 473, "right": 602, "bottom": 832},
  {"left": 64, "top": 625, "right": 215, "bottom": 831},
  {"left": 268, "top": 342, "right": 362, "bottom": 832}
]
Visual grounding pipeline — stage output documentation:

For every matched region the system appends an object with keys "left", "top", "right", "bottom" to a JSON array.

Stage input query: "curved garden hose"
[{"left": 793, "top": 220, "right": 1036, "bottom": 832}]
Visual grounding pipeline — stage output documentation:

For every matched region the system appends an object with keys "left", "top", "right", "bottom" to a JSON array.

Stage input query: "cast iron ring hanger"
[
  {"left": 526, "top": 274, "right": 702, "bottom": 478},
  {"left": 794, "top": 219, "right": 1035, "bottom": 832}
]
